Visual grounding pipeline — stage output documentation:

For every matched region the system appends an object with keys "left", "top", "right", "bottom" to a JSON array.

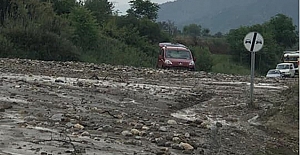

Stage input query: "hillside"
[{"left": 157, "top": 0, "right": 299, "bottom": 34}]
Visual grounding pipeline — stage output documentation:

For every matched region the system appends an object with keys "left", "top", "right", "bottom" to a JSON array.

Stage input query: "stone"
[
  {"left": 171, "top": 144, "right": 183, "bottom": 150},
  {"left": 167, "top": 120, "right": 177, "bottom": 125},
  {"left": 101, "top": 125, "right": 113, "bottom": 132},
  {"left": 135, "top": 136, "right": 142, "bottom": 140},
  {"left": 179, "top": 142, "right": 194, "bottom": 150},
  {"left": 0, "top": 103, "right": 12, "bottom": 112},
  {"left": 55, "top": 79, "right": 64, "bottom": 83},
  {"left": 184, "top": 132, "right": 190, "bottom": 138},
  {"left": 81, "top": 131, "right": 90, "bottom": 137},
  {"left": 142, "top": 126, "right": 150, "bottom": 130},
  {"left": 216, "top": 122, "right": 223, "bottom": 128},
  {"left": 121, "top": 130, "right": 132, "bottom": 136},
  {"left": 50, "top": 113, "right": 64, "bottom": 121},
  {"left": 74, "top": 123, "right": 84, "bottom": 130},
  {"left": 65, "top": 122, "right": 73, "bottom": 128},
  {"left": 159, "top": 126, "right": 167, "bottom": 132},
  {"left": 131, "top": 129, "right": 141, "bottom": 135},
  {"left": 139, "top": 131, "right": 147, "bottom": 136},
  {"left": 172, "top": 137, "right": 181, "bottom": 143}
]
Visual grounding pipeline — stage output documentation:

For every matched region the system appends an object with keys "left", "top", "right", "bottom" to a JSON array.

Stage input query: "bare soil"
[{"left": 0, "top": 58, "right": 298, "bottom": 155}]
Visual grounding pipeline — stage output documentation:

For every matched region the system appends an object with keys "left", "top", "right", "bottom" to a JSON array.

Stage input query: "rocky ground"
[{"left": 0, "top": 58, "right": 298, "bottom": 155}]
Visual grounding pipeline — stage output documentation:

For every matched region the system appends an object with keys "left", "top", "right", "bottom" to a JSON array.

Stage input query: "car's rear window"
[
  {"left": 268, "top": 70, "right": 280, "bottom": 74},
  {"left": 165, "top": 50, "right": 192, "bottom": 59}
]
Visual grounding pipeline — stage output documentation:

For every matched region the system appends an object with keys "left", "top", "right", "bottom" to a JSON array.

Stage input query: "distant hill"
[{"left": 157, "top": 0, "right": 299, "bottom": 34}]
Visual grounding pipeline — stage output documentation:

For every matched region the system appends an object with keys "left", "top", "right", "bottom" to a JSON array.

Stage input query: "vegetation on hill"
[{"left": 0, "top": 0, "right": 298, "bottom": 75}]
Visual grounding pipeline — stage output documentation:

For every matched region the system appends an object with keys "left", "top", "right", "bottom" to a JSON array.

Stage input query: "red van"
[{"left": 156, "top": 43, "right": 196, "bottom": 70}]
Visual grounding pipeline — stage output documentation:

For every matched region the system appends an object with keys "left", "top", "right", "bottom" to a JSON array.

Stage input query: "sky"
[{"left": 109, "top": 0, "right": 174, "bottom": 14}]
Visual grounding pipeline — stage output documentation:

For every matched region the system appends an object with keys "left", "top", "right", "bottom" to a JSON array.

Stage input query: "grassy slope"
[{"left": 211, "top": 54, "right": 250, "bottom": 75}]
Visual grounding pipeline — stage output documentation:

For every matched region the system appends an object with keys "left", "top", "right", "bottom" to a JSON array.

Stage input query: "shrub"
[{"left": 190, "top": 46, "right": 213, "bottom": 72}]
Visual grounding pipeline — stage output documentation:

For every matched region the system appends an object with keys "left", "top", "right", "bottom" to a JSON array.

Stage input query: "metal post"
[{"left": 250, "top": 51, "right": 255, "bottom": 107}]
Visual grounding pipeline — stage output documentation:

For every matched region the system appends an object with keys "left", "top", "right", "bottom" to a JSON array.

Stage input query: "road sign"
[
  {"left": 243, "top": 32, "right": 264, "bottom": 107},
  {"left": 243, "top": 32, "right": 264, "bottom": 52}
]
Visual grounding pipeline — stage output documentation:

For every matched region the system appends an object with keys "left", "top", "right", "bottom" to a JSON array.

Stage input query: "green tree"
[
  {"left": 69, "top": 6, "right": 99, "bottom": 51},
  {"left": 126, "top": 0, "right": 159, "bottom": 21},
  {"left": 84, "top": 0, "right": 113, "bottom": 25},
  {"left": 265, "top": 14, "right": 298, "bottom": 49},
  {"left": 0, "top": 0, "right": 10, "bottom": 25},
  {"left": 0, "top": 0, "right": 80, "bottom": 61},
  {"left": 214, "top": 32, "right": 223, "bottom": 38},
  {"left": 157, "top": 20, "right": 180, "bottom": 36},
  {"left": 183, "top": 24, "right": 202, "bottom": 37},
  {"left": 40, "top": 0, "right": 78, "bottom": 15},
  {"left": 190, "top": 46, "right": 213, "bottom": 72},
  {"left": 182, "top": 24, "right": 202, "bottom": 45},
  {"left": 201, "top": 28, "right": 210, "bottom": 37}
]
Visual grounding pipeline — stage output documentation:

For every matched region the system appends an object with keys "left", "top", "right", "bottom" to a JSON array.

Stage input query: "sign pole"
[
  {"left": 250, "top": 51, "right": 255, "bottom": 107},
  {"left": 243, "top": 32, "right": 263, "bottom": 108}
]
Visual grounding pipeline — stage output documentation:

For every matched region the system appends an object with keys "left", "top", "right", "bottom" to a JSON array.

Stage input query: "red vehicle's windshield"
[{"left": 165, "top": 50, "right": 192, "bottom": 60}]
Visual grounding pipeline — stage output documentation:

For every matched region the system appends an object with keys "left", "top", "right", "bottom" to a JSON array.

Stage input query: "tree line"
[{"left": 0, "top": 0, "right": 298, "bottom": 74}]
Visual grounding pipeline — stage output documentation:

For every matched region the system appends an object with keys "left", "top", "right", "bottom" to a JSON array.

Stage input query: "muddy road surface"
[{"left": 0, "top": 58, "right": 298, "bottom": 155}]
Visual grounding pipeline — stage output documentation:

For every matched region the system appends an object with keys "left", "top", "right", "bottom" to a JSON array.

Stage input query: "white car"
[
  {"left": 266, "top": 69, "right": 283, "bottom": 78},
  {"left": 275, "top": 63, "right": 295, "bottom": 77}
]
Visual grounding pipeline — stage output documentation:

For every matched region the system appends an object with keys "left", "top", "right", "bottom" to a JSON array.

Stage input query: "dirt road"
[{"left": 0, "top": 58, "right": 298, "bottom": 155}]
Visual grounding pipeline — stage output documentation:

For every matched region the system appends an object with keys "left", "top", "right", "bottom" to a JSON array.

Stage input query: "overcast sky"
[{"left": 109, "top": 0, "right": 174, "bottom": 14}]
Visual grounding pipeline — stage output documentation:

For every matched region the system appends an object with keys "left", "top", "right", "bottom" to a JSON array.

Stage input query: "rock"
[
  {"left": 159, "top": 126, "right": 167, "bottom": 132},
  {"left": 155, "top": 137, "right": 167, "bottom": 146},
  {"left": 124, "top": 139, "right": 142, "bottom": 146},
  {"left": 142, "top": 126, "right": 150, "bottom": 130},
  {"left": 167, "top": 120, "right": 177, "bottom": 125},
  {"left": 193, "top": 119, "right": 203, "bottom": 125},
  {"left": 101, "top": 133, "right": 108, "bottom": 138},
  {"left": 156, "top": 147, "right": 170, "bottom": 155},
  {"left": 0, "top": 102, "right": 13, "bottom": 112},
  {"left": 172, "top": 137, "right": 181, "bottom": 143},
  {"left": 55, "top": 79, "right": 64, "bottom": 83},
  {"left": 134, "top": 123, "right": 144, "bottom": 129},
  {"left": 131, "top": 129, "right": 141, "bottom": 135},
  {"left": 122, "top": 130, "right": 132, "bottom": 136},
  {"left": 216, "top": 122, "right": 223, "bottom": 128},
  {"left": 179, "top": 142, "right": 194, "bottom": 150},
  {"left": 171, "top": 143, "right": 183, "bottom": 150},
  {"left": 81, "top": 131, "right": 90, "bottom": 137},
  {"left": 135, "top": 136, "right": 142, "bottom": 140},
  {"left": 74, "top": 123, "right": 84, "bottom": 130},
  {"left": 50, "top": 113, "right": 64, "bottom": 121},
  {"left": 184, "top": 132, "right": 190, "bottom": 138},
  {"left": 101, "top": 125, "right": 113, "bottom": 132},
  {"left": 139, "top": 131, "right": 147, "bottom": 136},
  {"left": 24, "top": 115, "right": 37, "bottom": 122},
  {"left": 65, "top": 122, "right": 73, "bottom": 128}
]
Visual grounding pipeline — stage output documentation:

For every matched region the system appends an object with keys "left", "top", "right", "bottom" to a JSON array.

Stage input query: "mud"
[{"left": 0, "top": 58, "right": 298, "bottom": 155}]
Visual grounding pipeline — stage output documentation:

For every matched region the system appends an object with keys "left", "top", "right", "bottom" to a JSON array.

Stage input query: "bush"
[
  {"left": 80, "top": 35, "right": 156, "bottom": 68},
  {"left": 0, "top": 34, "right": 16, "bottom": 58},
  {"left": 190, "top": 46, "right": 213, "bottom": 72},
  {"left": 2, "top": 26, "right": 80, "bottom": 61}
]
